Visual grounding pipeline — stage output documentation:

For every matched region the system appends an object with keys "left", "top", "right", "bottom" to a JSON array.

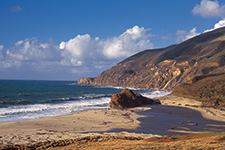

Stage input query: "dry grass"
[
  {"left": 2, "top": 132, "right": 225, "bottom": 149},
  {"left": 50, "top": 132, "right": 225, "bottom": 150}
]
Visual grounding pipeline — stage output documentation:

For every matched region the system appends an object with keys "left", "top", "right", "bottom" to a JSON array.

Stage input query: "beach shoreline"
[
  {"left": 156, "top": 94, "right": 225, "bottom": 122},
  {"left": 1, "top": 94, "right": 225, "bottom": 147},
  {"left": 0, "top": 107, "right": 160, "bottom": 146}
]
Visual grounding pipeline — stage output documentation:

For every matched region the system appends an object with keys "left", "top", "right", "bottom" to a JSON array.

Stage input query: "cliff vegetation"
[{"left": 172, "top": 73, "right": 225, "bottom": 108}]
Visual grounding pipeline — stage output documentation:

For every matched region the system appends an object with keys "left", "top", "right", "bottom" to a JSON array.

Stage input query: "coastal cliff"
[{"left": 77, "top": 27, "right": 225, "bottom": 90}]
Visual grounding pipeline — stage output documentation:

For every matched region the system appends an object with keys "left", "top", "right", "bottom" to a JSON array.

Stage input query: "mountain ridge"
[{"left": 77, "top": 27, "right": 225, "bottom": 90}]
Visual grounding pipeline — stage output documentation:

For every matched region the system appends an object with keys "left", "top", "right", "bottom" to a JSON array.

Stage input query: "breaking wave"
[{"left": 0, "top": 80, "right": 171, "bottom": 123}]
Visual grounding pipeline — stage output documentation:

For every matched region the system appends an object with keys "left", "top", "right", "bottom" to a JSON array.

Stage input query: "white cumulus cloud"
[
  {"left": 214, "top": 18, "right": 225, "bottom": 29},
  {"left": 204, "top": 19, "right": 225, "bottom": 33},
  {"left": 99, "top": 26, "right": 153, "bottom": 59},
  {"left": 59, "top": 34, "right": 91, "bottom": 58},
  {"left": 192, "top": 0, "right": 225, "bottom": 18},
  {"left": 6, "top": 38, "right": 61, "bottom": 62},
  {"left": 185, "top": 28, "right": 200, "bottom": 39},
  {"left": 175, "top": 27, "right": 199, "bottom": 42},
  {"left": 0, "top": 26, "right": 154, "bottom": 80},
  {"left": 60, "top": 25, "right": 154, "bottom": 60},
  {"left": 14, "top": 40, "right": 23, "bottom": 46}
]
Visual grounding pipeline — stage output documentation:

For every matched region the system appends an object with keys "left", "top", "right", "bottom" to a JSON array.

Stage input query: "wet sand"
[
  {"left": 1, "top": 94, "right": 225, "bottom": 146},
  {"left": 156, "top": 95, "right": 225, "bottom": 122},
  {"left": 109, "top": 105, "right": 225, "bottom": 135}
]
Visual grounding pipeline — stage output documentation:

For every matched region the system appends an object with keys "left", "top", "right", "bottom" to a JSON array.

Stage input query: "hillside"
[
  {"left": 77, "top": 27, "right": 225, "bottom": 90},
  {"left": 171, "top": 73, "right": 225, "bottom": 108}
]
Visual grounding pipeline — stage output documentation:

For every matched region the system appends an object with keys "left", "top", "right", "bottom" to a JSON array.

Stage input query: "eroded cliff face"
[
  {"left": 77, "top": 27, "right": 225, "bottom": 90},
  {"left": 77, "top": 59, "right": 223, "bottom": 90}
]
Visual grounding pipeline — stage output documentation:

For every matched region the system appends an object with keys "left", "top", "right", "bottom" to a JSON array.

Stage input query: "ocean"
[{"left": 0, "top": 80, "right": 170, "bottom": 123}]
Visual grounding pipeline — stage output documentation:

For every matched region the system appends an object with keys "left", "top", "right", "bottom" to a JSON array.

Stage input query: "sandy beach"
[
  {"left": 1, "top": 95, "right": 225, "bottom": 148},
  {"left": 0, "top": 107, "right": 161, "bottom": 146},
  {"left": 156, "top": 95, "right": 225, "bottom": 122}
]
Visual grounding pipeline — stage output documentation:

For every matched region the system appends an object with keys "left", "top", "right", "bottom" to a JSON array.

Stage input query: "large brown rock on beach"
[{"left": 110, "top": 88, "right": 155, "bottom": 108}]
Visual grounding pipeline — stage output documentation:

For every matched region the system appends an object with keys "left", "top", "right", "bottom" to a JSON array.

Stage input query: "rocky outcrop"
[
  {"left": 77, "top": 27, "right": 225, "bottom": 90},
  {"left": 77, "top": 77, "right": 94, "bottom": 84},
  {"left": 109, "top": 88, "right": 155, "bottom": 108}
]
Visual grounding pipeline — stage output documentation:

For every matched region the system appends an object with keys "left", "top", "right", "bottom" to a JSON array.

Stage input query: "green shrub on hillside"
[{"left": 172, "top": 74, "right": 225, "bottom": 108}]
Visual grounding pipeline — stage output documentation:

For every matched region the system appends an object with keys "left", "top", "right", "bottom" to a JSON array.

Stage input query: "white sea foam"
[
  {"left": 0, "top": 97, "right": 110, "bottom": 123},
  {"left": 0, "top": 82, "right": 171, "bottom": 123},
  {"left": 96, "top": 85, "right": 124, "bottom": 89},
  {"left": 141, "top": 90, "right": 172, "bottom": 98},
  {"left": 99, "top": 85, "right": 172, "bottom": 97}
]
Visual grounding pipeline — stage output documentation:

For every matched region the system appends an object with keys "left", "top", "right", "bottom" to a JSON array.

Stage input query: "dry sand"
[
  {"left": 0, "top": 107, "right": 162, "bottom": 146},
  {"left": 1, "top": 94, "right": 225, "bottom": 146}
]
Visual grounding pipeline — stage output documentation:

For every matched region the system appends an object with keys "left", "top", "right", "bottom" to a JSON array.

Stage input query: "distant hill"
[{"left": 77, "top": 27, "right": 225, "bottom": 90}]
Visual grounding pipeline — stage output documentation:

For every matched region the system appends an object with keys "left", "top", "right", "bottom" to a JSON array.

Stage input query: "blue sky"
[{"left": 0, "top": 0, "right": 225, "bottom": 81}]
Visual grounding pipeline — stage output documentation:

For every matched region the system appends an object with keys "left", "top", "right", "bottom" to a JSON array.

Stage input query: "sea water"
[{"left": 0, "top": 80, "right": 170, "bottom": 123}]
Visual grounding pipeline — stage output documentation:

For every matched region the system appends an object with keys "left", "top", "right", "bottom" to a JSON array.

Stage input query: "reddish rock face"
[{"left": 110, "top": 88, "right": 155, "bottom": 109}]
